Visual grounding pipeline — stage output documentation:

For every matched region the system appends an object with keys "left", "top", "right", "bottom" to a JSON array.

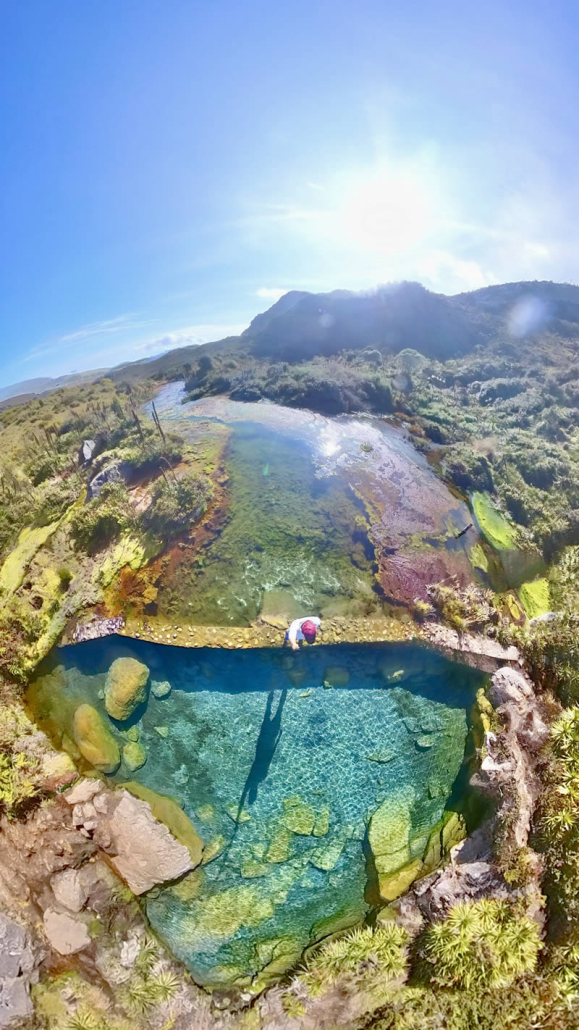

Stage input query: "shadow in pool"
[{"left": 238, "top": 687, "right": 288, "bottom": 812}]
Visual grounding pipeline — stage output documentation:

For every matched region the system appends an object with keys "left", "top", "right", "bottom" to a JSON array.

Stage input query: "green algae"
[
  {"left": 96, "top": 532, "right": 149, "bottom": 588},
  {"left": 471, "top": 492, "right": 519, "bottom": 551},
  {"left": 518, "top": 577, "right": 551, "bottom": 618},
  {"left": 0, "top": 521, "right": 62, "bottom": 596}
]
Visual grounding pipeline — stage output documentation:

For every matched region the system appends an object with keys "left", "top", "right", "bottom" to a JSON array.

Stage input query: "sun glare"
[{"left": 340, "top": 166, "right": 433, "bottom": 255}]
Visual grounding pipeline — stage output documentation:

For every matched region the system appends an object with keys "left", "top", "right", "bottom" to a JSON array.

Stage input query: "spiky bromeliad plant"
[
  {"left": 538, "top": 706, "right": 579, "bottom": 928},
  {"left": 418, "top": 899, "right": 541, "bottom": 991},
  {"left": 296, "top": 922, "right": 409, "bottom": 999}
]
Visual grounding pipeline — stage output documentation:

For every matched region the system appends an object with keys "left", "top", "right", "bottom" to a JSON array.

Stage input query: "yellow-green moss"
[
  {"left": 471, "top": 492, "right": 519, "bottom": 550},
  {"left": 518, "top": 577, "right": 551, "bottom": 618},
  {"left": 0, "top": 521, "right": 61, "bottom": 596}
]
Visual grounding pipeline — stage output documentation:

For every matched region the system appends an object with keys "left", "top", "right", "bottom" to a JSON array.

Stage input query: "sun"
[{"left": 340, "top": 165, "right": 433, "bottom": 255}]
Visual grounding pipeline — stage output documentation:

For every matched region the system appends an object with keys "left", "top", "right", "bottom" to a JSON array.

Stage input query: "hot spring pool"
[{"left": 28, "top": 637, "right": 486, "bottom": 989}]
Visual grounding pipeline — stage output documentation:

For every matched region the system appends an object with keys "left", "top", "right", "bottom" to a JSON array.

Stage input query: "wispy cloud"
[
  {"left": 255, "top": 287, "right": 289, "bottom": 301},
  {"left": 22, "top": 314, "right": 153, "bottom": 364},
  {"left": 131, "top": 323, "right": 247, "bottom": 356}
]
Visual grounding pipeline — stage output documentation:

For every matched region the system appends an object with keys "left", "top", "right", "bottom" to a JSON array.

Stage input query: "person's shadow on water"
[{"left": 216, "top": 687, "right": 289, "bottom": 872}]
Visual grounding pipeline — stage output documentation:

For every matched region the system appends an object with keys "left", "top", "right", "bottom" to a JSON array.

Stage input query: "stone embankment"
[
  {"left": 65, "top": 611, "right": 520, "bottom": 673},
  {"left": 385, "top": 664, "right": 548, "bottom": 937}
]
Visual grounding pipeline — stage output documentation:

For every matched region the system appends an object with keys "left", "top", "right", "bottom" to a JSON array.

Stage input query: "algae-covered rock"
[
  {"left": 313, "top": 807, "right": 330, "bottom": 837},
  {"left": 241, "top": 859, "right": 271, "bottom": 878},
  {"left": 202, "top": 836, "right": 226, "bottom": 864},
  {"left": 323, "top": 666, "right": 350, "bottom": 688},
  {"left": 471, "top": 687, "right": 493, "bottom": 749},
  {"left": 151, "top": 679, "right": 172, "bottom": 699},
  {"left": 252, "top": 936, "right": 304, "bottom": 990},
  {"left": 310, "top": 837, "right": 345, "bottom": 871},
  {"left": 39, "top": 751, "right": 78, "bottom": 791},
  {"left": 280, "top": 797, "right": 316, "bottom": 835},
  {"left": 104, "top": 657, "right": 149, "bottom": 722},
  {"left": 265, "top": 825, "right": 293, "bottom": 863},
  {"left": 73, "top": 704, "right": 120, "bottom": 774},
  {"left": 368, "top": 786, "right": 417, "bottom": 896},
  {"left": 415, "top": 735, "right": 436, "bottom": 749},
  {"left": 377, "top": 857, "right": 424, "bottom": 901},
  {"left": 366, "top": 749, "right": 396, "bottom": 764},
  {"left": 122, "top": 741, "right": 147, "bottom": 772},
  {"left": 122, "top": 781, "right": 203, "bottom": 865}
]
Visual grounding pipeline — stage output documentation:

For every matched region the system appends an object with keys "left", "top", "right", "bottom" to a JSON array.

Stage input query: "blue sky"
[{"left": 1, "top": 0, "right": 577, "bottom": 386}]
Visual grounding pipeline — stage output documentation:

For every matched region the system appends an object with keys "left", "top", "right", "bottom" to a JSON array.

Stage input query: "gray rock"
[
  {"left": 489, "top": 666, "right": 533, "bottom": 708},
  {"left": 50, "top": 869, "right": 88, "bottom": 914},
  {"left": 106, "top": 791, "right": 194, "bottom": 894},
  {"left": 0, "top": 914, "right": 35, "bottom": 1027},
  {"left": 79, "top": 439, "right": 97, "bottom": 466},
  {"left": 87, "top": 460, "right": 132, "bottom": 501},
  {"left": 43, "top": 908, "right": 91, "bottom": 955},
  {"left": 64, "top": 778, "right": 104, "bottom": 806}
]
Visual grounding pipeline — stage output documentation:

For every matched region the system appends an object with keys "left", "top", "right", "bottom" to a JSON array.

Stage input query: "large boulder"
[
  {"left": 86, "top": 459, "right": 132, "bottom": 500},
  {"left": 104, "top": 657, "right": 149, "bottom": 722},
  {"left": 122, "top": 782, "right": 203, "bottom": 865},
  {"left": 107, "top": 791, "right": 197, "bottom": 894},
  {"left": 73, "top": 705, "right": 120, "bottom": 774}
]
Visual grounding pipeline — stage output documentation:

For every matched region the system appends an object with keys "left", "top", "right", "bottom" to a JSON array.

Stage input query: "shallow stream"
[{"left": 149, "top": 383, "right": 479, "bottom": 621}]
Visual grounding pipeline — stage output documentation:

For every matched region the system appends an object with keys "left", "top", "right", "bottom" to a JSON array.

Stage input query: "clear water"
[
  {"left": 156, "top": 419, "right": 380, "bottom": 626},
  {"left": 28, "top": 637, "right": 485, "bottom": 989},
  {"left": 149, "top": 384, "right": 479, "bottom": 622}
]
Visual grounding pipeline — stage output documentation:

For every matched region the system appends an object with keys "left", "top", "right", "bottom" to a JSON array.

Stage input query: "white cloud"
[
  {"left": 132, "top": 323, "right": 247, "bottom": 355},
  {"left": 417, "top": 250, "right": 499, "bottom": 293},
  {"left": 255, "top": 287, "right": 289, "bottom": 301}
]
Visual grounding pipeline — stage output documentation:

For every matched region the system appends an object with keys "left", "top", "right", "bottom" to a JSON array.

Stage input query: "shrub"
[
  {"left": 58, "top": 567, "right": 74, "bottom": 590},
  {"left": 69, "top": 481, "right": 133, "bottom": 552},
  {"left": 33, "top": 476, "right": 80, "bottom": 526},
  {"left": 25, "top": 451, "right": 67, "bottom": 486},
  {"left": 0, "top": 751, "right": 39, "bottom": 816},
  {"left": 417, "top": 899, "right": 542, "bottom": 990},
  {"left": 143, "top": 470, "right": 212, "bottom": 538},
  {"left": 295, "top": 923, "right": 408, "bottom": 998}
]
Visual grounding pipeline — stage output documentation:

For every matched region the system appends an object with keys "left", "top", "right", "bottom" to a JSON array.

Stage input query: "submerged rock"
[
  {"left": 151, "top": 679, "right": 172, "bottom": 699},
  {"left": 104, "top": 657, "right": 149, "bottom": 722},
  {"left": 122, "top": 741, "right": 147, "bottom": 772},
  {"left": 72, "top": 704, "right": 120, "bottom": 774},
  {"left": 280, "top": 798, "right": 316, "bottom": 835},
  {"left": 368, "top": 786, "right": 427, "bottom": 899},
  {"left": 323, "top": 666, "right": 350, "bottom": 688}
]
